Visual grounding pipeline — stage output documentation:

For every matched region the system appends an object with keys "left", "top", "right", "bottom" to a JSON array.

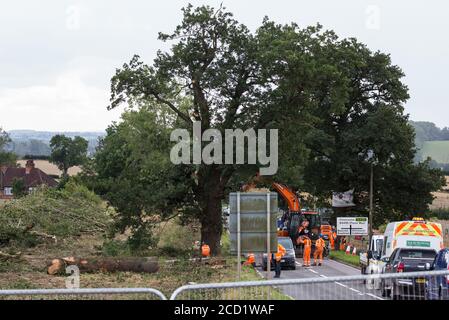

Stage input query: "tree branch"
[{"left": 153, "top": 93, "right": 193, "bottom": 125}]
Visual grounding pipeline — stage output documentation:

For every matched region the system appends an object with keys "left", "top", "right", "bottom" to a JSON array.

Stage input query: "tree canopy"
[
  {"left": 0, "top": 128, "right": 17, "bottom": 166},
  {"left": 50, "top": 135, "right": 88, "bottom": 177},
  {"left": 92, "top": 4, "right": 444, "bottom": 253}
]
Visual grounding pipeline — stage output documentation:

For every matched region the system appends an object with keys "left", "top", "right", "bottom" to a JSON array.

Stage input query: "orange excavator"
[{"left": 242, "top": 175, "right": 323, "bottom": 257}]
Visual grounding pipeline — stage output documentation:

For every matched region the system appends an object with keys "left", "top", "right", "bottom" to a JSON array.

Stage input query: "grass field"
[
  {"left": 329, "top": 250, "right": 360, "bottom": 268},
  {"left": 421, "top": 141, "right": 449, "bottom": 164},
  {"left": 17, "top": 160, "right": 81, "bottom": 177}
]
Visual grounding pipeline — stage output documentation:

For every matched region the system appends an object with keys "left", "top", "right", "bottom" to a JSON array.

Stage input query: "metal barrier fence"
[
  {"left": 170, "top": 269, "right": 449, "bottom": 300},
  {"left": 0, "top": 288, "right": 167, "bottom": 300},
  {"left": 1, "top": 270, "right": 448, "bottom": 300}
]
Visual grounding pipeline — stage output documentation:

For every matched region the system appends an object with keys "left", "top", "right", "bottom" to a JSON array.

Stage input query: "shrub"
[{"left": 0, "top": 181, "right": 113, "bottom": 248}]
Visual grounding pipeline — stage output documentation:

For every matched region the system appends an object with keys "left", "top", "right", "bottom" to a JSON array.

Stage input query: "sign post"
[
  {"left": 266, "top": 192, "right": 271, "bottom": 299},
  {"left": 337, "top": 217, "right": 368, "bottom": 236},
  {"left": 229, "top": 192, "right": 278, "bottom": 284},
  {"left": 237, "top": 192, "right": 241, "bottom": 281}
]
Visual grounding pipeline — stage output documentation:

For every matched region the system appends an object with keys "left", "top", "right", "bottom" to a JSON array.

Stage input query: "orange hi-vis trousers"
[
  {"left": 313, "top": 248, "right": 323, "bottom": 264},
  {"left": 303, "top": 246, "right": 311, "bottom": 266}
]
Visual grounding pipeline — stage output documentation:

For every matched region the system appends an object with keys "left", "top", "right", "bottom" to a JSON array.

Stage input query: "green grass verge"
[{"left": 329, "top": 250, "right": 360, "bottom": 268}]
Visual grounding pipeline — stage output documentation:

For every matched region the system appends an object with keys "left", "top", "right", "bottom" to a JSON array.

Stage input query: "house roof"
[{"left": 0, "top": 166, "right": 58, "bottom": 189}]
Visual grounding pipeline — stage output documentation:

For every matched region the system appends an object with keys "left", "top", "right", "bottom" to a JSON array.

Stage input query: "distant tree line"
[{"left": 410, "top": 121, "right": 449, "bottom": 145}]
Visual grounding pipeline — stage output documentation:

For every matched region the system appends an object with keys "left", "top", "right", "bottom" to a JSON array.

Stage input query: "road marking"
[
  {"left": 319, "top": 274, "right": 328, "bottom": 278},
  {"left": 309, "top": 269, "right": 319, "bottom": 274},
  {"left": 295, "top": 261, "right": 302, "bottom": 266},
  {"left": 366, "top": 293, "right": 384, "bottom": 300},
  {"left": 334, "top": 281, "right": 349, "bottom": 288},
  {"left": 349, "top": 287, "right": 361, "bottom": 294}
]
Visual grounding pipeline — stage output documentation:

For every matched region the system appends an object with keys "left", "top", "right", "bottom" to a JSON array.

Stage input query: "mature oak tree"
[{"left": 103, "top": 5, "right": 444, "bottom": 253}]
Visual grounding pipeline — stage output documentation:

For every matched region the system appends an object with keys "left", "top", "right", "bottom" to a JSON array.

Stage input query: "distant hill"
[
  {"left": 5, "top": 130, "right": 104, "bottom": 157},
  {"left": 421, "top": 141, "right": 449, "bottom": 164},
  {"left": 410, "top": 121, "right": 449, "bottom": 167}
]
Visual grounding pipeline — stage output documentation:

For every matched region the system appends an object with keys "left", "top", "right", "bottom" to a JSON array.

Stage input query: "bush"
[
  {"left": 0, "top": 180, "right": 113, "bottom": 248},
  {"left": 156, "top": 219, "right": 198, "bottom": 257}
]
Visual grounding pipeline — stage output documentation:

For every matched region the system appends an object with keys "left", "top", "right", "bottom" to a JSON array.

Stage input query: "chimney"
[{"left": 25, "top": 159, "right": 35, "bottom": 174}]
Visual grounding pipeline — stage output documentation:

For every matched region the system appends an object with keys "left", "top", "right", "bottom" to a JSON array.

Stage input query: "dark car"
[
  {"left": 426, "top": 248, "right": 449, "bottom": 300},
  {"left": 381, "top": 248, "right": 437, "bottom": 300},
  {"left": 262, "top": 237, "right": 296, "bottom": 270}
]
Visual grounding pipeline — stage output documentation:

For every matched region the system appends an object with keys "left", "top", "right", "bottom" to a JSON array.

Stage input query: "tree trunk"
[
  {"left": 47, "top": 257, "right": 159, "bottom": 275},
  {"left": 200, "top": 193, "right": 223, "bottom": 255},
  {"left": 198, "top": 166, "right": 230, "bottom": 256}
]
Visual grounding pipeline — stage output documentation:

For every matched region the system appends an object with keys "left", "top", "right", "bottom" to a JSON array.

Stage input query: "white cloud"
[{"left": 0, "top": 59, "right": 123, "bottom": 131}]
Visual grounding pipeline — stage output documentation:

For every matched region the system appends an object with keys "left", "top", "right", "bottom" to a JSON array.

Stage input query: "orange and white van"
[{"left": 382, "top": 218, "right": 444, "bottom": 258}]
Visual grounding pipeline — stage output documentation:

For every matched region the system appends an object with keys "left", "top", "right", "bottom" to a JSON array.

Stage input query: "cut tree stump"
[{"left": 47, "top": 257, "right": 159, "bottom": 275}]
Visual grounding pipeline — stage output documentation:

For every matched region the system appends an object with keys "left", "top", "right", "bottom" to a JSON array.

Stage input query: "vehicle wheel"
[{"left": 291, "top": 265, "right": 296, "bottom": 270}]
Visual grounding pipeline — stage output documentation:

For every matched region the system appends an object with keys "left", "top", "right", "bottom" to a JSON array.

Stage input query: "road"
[{"left": 257, "top": 257, "right": 384, "bottom": 300}]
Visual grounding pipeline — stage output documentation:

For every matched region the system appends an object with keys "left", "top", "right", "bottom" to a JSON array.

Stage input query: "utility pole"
[{"left": 369, "top": 163, "right": 374, "bottom": 245}]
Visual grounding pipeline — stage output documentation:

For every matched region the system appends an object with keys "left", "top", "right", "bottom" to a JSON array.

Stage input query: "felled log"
[{"left": 47, "top": 256, "right": 159, "bottom": 275}]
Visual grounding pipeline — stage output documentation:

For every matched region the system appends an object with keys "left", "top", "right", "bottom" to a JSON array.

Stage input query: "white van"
[
  {"left": 363, "top": 217, "right": 443, "bottom": 290},
  {"left": 382, "top": 218, "right": 443, "bottom": 258}
]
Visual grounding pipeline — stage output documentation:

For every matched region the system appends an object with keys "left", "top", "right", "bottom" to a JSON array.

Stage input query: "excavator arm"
[{"left": 271, "top": 182, "right": 300, "bottom": 212}]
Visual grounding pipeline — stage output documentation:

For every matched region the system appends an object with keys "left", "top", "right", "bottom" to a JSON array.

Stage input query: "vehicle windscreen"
[
  {"left": 302, "top": 214, "right": 320, "bottom": 229},
  {"left": 375, "top": 239, "right": 383, "bottom": 256},
  {"left": 278, "top": 238, "right": 293, "bottom": 250},
  {"left": 399, "top": 249, "right": 436, "bottom": 259}
]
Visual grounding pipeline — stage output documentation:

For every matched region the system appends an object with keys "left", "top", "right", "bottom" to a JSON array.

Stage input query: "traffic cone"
[
  {"left": 352, "top": 247, "right": 357, "bottom": 255},
  {"left": 345, "top": 245, "right": 351, "bottom": 255}
]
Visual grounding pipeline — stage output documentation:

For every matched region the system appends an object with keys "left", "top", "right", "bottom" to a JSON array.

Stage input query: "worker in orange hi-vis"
[
  {"left": 243, "top": 253, "right": 256, "bottom": 267},
  {"left": 328, "top": 227, "right": 336, "bottom": 250},
  {"left": 302, "top": 236, "right": 312, "bottom": 267},
  {"left": 201, "top": 242, "right": 210, "bottom": 258},
  {"left": 274, "top": 243, "right": 286, "bottom": 278},
  {"left": 313, "top": 235, "right": 326, "bottom": 266}
]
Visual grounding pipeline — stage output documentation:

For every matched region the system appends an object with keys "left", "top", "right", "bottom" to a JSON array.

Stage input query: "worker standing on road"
[
  {"left": 313, "top": 235, "right": 326, "bottom": 266},
  {"left": 201, "top": 242, "right": 210, "bottom": 258},
  {"left": 274, "top": 243, "right": 286, "bottom": 278},
  {"left": 330, "top": 227, "right": 337, "bottom": 250},
  {"left": 302, "top": 236, "right": 312, "bottom": 267}
]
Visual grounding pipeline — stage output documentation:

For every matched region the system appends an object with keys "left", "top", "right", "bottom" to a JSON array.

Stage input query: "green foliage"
[
  {"left": 50, "top": 135, "right": 88, "bottom": 176},
  {"left": 0, "top": 128, "right": 17, "bottom": 166},
  {"left": 97, "top": 4, "right": 444, "bottom": 251},
  {"left": 100, "top": 239, "right": 134, "bottom": 257},
  {"left": 11, "top": 178, "right": 27, "bottom": 198},
  {"left": 0, "top": 181, "right": 113, "bottom": 248}
]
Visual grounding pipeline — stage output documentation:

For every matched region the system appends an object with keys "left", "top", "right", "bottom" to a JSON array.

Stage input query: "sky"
[{"left": 1, "top": 0, "right": 448, "bottom": 131}]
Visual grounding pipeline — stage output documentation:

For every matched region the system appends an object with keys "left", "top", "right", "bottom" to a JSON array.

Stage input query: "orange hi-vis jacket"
[
  {"left": 201, "top": 244, "right": 210, "bottom": 257},
  {"left": 275, "top": 244, "right": 286, "bottom": 262},
  {"left": 315, "top": 238, "right": 325, "bottom": 251},
  {"left": 303, "top": 238, "right": 312, "bottom": 248}
]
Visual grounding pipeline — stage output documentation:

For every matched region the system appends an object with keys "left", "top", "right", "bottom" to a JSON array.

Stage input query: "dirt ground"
[{"left": 0, "top": 234, "right": 259, "bottom": 298}]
